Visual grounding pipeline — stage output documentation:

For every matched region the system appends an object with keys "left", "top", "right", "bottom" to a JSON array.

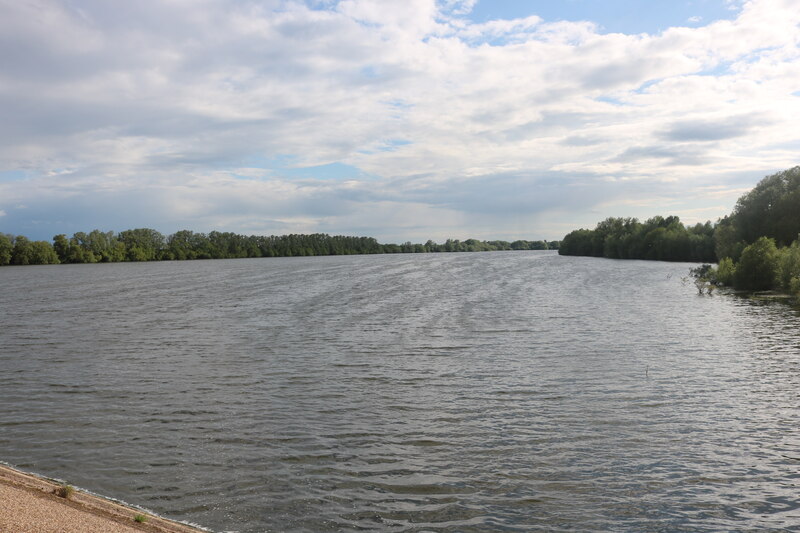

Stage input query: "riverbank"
[{"left": 0, "top": 464, "right": 208, "bottom": 533}]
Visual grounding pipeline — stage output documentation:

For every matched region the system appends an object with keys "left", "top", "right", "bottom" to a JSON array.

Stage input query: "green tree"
[
  {"left": 11, "top": 236, "right": 33, "bottom": 265},
  {"left": 10, "top": 236, "right": 58, "bottom": 265},
  {"left": 558, "top": 228, "right": 594, "bottom": 256},
  {"left": 729, "top": 166, "right": 800, "bottom": 246},
  {"left": 29, "top": 241, "right": 59, "bottom": 264},
  {"left": 777, "top": 241, "right": 800, "bottom": 291},
  {"left": 714, "top": 218, "right": 745, "bottom": 261},
  {"left": 118, "top": 228, "right": 165, "bottom": 261},
  {"left": 715, "top": 257, "right": 736, "bottom": 286},
  {"left": 53, "top": 234, "right": 71, "bottom": 263},
  {"left": 165, "top": 230, "right": 199, "bottom": 260},
  {"left": 734, "top": 237, "right": 780, "bottom": 291},
  {"left": 0, "top": 234, "right": 12, "bottom": 265},
  {"left": 85, "top": 230, "right": 124, "bottom": 262},
  {"left": 66, "top": 232, "right": 97, "bottom": 263}
]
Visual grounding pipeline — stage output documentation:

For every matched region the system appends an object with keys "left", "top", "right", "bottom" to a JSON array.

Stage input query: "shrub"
[
  {"left": 689, "top": 263, "right": 714, "bottom": 280},
  {"left": 790, "top": 277, "right": 800, "bottom": 299},
  {"left": 734, "top": 237, "right": 780, "bottom": 291},
  {"left": 134, "top": 514, "right": 148, "bottom": 523},
  {"left": 716, "top": 257, "right": 736, "bottom": 286},
  {"left": 689, "top": 263, "right": 717, "bottom": 295},
  {"left": 55, "top": 484, "right": 74, "bottom": 499},
  {"left": 777, "top": 241, "right": 800, "bottom": 291}
]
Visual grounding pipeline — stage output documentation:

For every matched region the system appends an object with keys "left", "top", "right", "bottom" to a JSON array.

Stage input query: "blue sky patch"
[
  {"left": 236, "top": 153, "right": 376, "bottom": 181},
  {"left": 358, "top": 139, "right": 412, "bottom": 156},
  {"left": 241, "top": 154, "right": 298, "bottom": 169},
  {"left": 237, "top": 155, "right": 365, "bottom": 180},
  {"left": 697, "top": 61, "right": 733, "bottom": 77},
  {"left": 278, "top": 161, "right": 363, "bottom": 180},
  {"left": 0, "top": 170, "right": 28, "bottom": 182},
  {"left": 595, "top": 96, "right": 628, "bottom": 106},
  {"left": 466, "top": 0, "right": 742, "bottom": 35},
  {"left": 380, "top": 139, "right": 412, "bottom": 151},
  {"left": 361, "top": 66, "right": 380, "bottom": 79},
  {"left": 633, "top": 79, "right": 662, "bottom": 94}
]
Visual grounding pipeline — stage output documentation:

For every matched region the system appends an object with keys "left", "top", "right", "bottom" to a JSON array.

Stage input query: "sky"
[{"left": 1, "top": 0, "right": 799, "bottom": 243}]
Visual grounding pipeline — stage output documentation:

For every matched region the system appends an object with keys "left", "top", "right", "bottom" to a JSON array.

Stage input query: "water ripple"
[{"left": 2, "top": 253, "right": 800, "bottom": 531}]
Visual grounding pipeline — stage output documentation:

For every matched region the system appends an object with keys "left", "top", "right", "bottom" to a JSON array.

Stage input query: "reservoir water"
[{"left": 1, "top": 251, "right": 799, "bottom": 532}]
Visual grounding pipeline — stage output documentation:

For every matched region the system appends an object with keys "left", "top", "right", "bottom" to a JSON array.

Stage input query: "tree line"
[
  {"left": 558, "top": 215, "right": 716, "bottom": 263},
  {"left": 559, "top": 165, "right": 800, "bottom": 295},
  {"left": 0, "top": 229, "right": 559, "bottom": 266}
]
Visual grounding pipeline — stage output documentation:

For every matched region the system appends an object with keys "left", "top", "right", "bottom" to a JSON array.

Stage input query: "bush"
[
  {"left": 55, "top": 484, "right": 74, "bottom": 499},
  {"left": 777, "top": 241, "right": 800, "bottom": 291},
  {"left": 716, "top": 257, "right": 736, "bottom": 286},
  {"left": 689, "top": 263, "right": 714, "bottom": 280},
  {"left": 688, "top": 263, "right": 717, "bottom": 295},
  {"left": 790, "top": 277, "right": 800, "bottom": 298},
  {"left": 734, "top": 237, "right": 780, "bottom": 291}
]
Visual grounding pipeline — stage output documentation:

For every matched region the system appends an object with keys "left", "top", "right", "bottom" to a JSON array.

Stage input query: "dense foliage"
[
  {"left": 558, "top": 216, "right": 716, "bottom": 262},
  {"left": 559, "top": 165, "right": 800, "bottom": 298},
  {"left": 0, "top": 230, "right": 559, "bottom": 266},
  {"left": 733, "top": 237, "right": 781, "bottom": 291},
  {"left": 699, "top": 236, "right": 800, "bottom": 293},
  {"left": 713, "top": 167, "right": 800, "bottom": 262},
  {"left": 706, "top": 167, "right": 800, "bottom": 294},
  {"left": 726, "top": 167, "right": 800, "bottom": 250}
]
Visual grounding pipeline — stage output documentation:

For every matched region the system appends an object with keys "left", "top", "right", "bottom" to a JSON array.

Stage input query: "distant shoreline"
[{"left": 1, "top": 230, "right": 559, "bottom": 266}]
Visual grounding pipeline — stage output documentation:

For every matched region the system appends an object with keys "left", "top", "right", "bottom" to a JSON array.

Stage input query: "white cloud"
[{"left": 0, "top": 0, "right": 798, "bottom": 241}]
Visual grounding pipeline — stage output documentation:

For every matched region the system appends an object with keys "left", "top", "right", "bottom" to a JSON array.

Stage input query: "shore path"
[{"left": 0, "top": 464, "right": 208, "bottom": 533}]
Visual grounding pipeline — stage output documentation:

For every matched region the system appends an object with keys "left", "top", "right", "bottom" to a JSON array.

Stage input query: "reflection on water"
[{"left": 1, "top": 252, "right": 799, "bottom": 532}]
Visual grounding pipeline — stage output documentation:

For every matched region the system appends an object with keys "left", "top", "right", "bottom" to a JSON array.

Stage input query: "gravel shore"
[{"left": 0, "top": 464, "right": 208, "bottom": 533}]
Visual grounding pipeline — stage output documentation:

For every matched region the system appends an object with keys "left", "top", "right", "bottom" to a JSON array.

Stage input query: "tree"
[
  {"left": 729, "top": 166, "right": 800, "bottom": 247},
  {"left": 66, "top": 232, "right": 97, "bottom": 263},
  {"left": 734, "top": 237, "right": 780, "bottom": 291},
  {"left": 118, "top": 228, "right": 165, "bottom": 261},
  {"left": 777, "top": 241, "right": 800, "bottom": 291},
  {"left": 29, "top": 241, "right": 59, "bottom": 264},
  {"left": 165, "top": 230, "right": 200, "bottom": 260},
  {"left": 715, "top": 257, "right": 736, "bottom": 286},
  {"left": 85, "top": 230, "right": 125, "bottom": 262},
  {"left": 11, "top": 236, "right": 33, "bottom": 265},
  {"left": 0, "top": 234, "right": 12, "bottom": 266},
  {"left": 558, "top": 228, "right": 594, "bottom": 256},
  {"left": 10, "top": 236, "right": 58, "bottom": 265},
  {"left": 53, "top": 234, "right": 71, "bottom": 263}
]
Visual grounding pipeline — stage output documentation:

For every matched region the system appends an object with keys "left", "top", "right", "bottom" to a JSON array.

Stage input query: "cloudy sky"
[{"left": 1, "top": 0, "right": 799, "bottom": 242}]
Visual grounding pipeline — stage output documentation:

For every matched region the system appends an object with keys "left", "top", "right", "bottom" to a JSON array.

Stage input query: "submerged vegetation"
[
  {"left": 688, "top": 264, "right": 717, "bottom": 295},
  {"left": 0, "top": 230, "right": 558, "bottom": 266},
  {"left": 560, "top": 166, "right": 800, "bottom": 299}
]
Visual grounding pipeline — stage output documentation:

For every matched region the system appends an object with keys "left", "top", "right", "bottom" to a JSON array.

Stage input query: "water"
[{"left": 1, "top": 251, "right": 799, "bottom": 532}]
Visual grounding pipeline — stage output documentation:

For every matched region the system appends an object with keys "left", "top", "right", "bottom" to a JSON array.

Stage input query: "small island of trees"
[{"left": 559, "top": 165, "right": 800, "bottom": 297}]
